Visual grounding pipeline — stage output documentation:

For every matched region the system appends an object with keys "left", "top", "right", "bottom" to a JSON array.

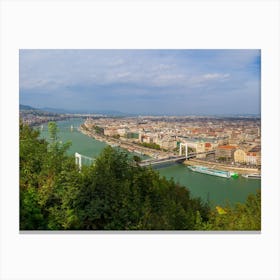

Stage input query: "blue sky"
[{"left": 19, "top": 49, "right": 261, "bottom": 115}]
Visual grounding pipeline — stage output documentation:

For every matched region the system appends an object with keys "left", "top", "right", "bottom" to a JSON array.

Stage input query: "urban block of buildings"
[{"left": 83, "top": 115, "right": 261, "bottom": 168}]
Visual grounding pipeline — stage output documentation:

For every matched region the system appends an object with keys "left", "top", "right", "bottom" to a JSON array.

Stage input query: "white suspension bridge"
[
  {"left": 75, "top": 152, "right": 95, "bottom": 169},
  {"left": 74, "top": 143, "right": 216, "bottom": 169}
]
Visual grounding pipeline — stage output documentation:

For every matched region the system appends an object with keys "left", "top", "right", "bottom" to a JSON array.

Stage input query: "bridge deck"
[
  {"left": 139, "top": 156, "right": 186, "bottom": 167},
  {"left": 139, "top": 150, "right": 215, "bottom": 167}
]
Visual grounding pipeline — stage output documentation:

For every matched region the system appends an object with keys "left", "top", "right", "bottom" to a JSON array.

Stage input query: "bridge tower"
[
  {"left": 75, "top": 152, "right": 82, "bottom": 170},
  {"left": 179, "top": 143, "right": 188, "bottom": 157}
]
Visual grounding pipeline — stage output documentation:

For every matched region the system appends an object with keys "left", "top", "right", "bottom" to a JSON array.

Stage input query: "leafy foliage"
[
  {"left": 139, "top": 142, "right": 161, "bottom": 150},
  {"left": 93, "top": 125, "right": 104, "bottom": 135},
  {"left": 20, "top": 121, "right": 80, "bottom": 230},
  {"left": 196, "top": 190, "right": 261, "bottom": 230}
]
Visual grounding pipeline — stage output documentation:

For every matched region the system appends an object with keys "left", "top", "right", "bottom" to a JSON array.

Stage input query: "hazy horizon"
[
  {"left": 19, "top": 49, "right": 261, "bottom": 115},
  {"left": 19, "top": 104, "right": 260, "bottom": 118}
]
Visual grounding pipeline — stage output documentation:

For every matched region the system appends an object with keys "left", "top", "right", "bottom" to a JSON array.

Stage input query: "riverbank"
[
  {"left": 184, "top": 159, "right": 260, "bottom": 175},
  {"left": 79, "top": 125, "right": 261, "bottom": 175},
  {"left": 79, "top": 125, "right": 172, "bottom": 159}
]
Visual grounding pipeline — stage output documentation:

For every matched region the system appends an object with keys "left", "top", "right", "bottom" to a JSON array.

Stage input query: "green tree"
[
  {"left": 133, "top": 155, "right": 141, "bottom": 165},
  {"left": 76, "top": 146, "right": 210, "bottom": 230},
  {"left": 197, "top": 190, "right": 261, "bottom": 230},
  {"left": 20, "top": 121, "right": 79, "bottom": 230},
  {"left": 48, "top": 121, "right": 58, "bottom": 142},
  {"left": 20, "top": 121, "right": 48, "bottom": 229},
  {"left": 139, "top": 142, "right": 161, "bottom": 150}
]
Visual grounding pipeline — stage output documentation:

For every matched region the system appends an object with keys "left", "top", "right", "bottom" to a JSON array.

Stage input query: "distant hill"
[
  {"left": 20, "top": 104, "right": 38, "bottom": 111},
  {"left": 20, "top": 104, "right": 61, "bottom": 116},
  {"left": 20, "top": 105, "right": 135, "bottom": 117},
  {"left": 20, "top": 104, "right": 66, "bottom": 114},
  {"left": 39, "top": 107, "right": 69, "bottom": 114},
  {"left": 40, "top": 107, "right": 133, "bottom": 116}
]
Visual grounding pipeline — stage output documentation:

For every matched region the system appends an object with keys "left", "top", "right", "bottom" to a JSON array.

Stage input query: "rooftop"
[{"left": 218, "top": 145, "right": 237, "bottom": 150}]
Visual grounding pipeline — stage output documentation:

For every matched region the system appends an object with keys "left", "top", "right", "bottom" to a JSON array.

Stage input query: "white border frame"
[{"left": 1, "top": 1, "right": 279, "bottom": 279}]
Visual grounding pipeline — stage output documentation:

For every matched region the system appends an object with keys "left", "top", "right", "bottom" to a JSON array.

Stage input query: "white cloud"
[
  {"left": 116, "top": 72, "right": 131, "bottom": 78},
  {"left": 203, "top": 73, "right": 230, "bottom": 80}
]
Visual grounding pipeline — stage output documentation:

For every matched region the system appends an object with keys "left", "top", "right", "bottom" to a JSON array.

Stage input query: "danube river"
[{"left": 40, "top": 118, "right": 261, "bottom": 207}]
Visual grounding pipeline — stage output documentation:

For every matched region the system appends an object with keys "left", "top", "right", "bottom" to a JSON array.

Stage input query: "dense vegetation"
[
  {"left": 138, "top": 142, "right": 161, "bottom": 150},
  {"left": 196, "top": 191, "right": 261, "bottom": 230},
  {"left": 93, "top": 125, "right": 104, "bottom": 135},
  {"left": 20, "top": 121, "right": 261, "bottom": 230}
]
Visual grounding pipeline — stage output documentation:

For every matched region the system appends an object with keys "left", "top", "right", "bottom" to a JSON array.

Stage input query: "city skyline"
[{"left": 19, "top": 49, "right": 261, "bottom": 115}]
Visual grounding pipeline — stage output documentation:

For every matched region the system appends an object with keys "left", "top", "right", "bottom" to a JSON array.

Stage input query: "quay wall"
[{"left": 184, "top": 159, "right": 260, "bottom": 174}]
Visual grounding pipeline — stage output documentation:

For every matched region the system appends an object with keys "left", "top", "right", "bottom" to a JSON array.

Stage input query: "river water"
[{"left": 39, "top": 118, "right": 261, "bottom": 207}]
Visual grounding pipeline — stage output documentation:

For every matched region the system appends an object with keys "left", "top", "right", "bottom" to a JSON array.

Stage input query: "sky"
[{"left": 19, "top": 49, "right": 261, "bottom": 115}]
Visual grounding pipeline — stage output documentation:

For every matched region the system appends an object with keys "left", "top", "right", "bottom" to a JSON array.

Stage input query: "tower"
[
  {"left": 179, "top": 143, "right": 188, "bottom": 157},
  {"left": 75, "top": 152, "right": 82, "bottom": 170}
]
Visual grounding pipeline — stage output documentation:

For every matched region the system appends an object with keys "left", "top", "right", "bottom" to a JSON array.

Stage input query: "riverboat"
[
  {"left": 242, "top": 173, "right": 261, "bottom": 179},
  {"left": 188, "top": 165, "right": 238, "bottom": 178}
]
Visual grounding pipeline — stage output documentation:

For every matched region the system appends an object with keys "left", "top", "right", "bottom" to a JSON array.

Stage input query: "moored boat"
[
  {"left": 242, "top": 173, "right": 261, "bottom": 179},
  {"left": 188, "top": 165, "right": 238, "bottom": 178}
]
